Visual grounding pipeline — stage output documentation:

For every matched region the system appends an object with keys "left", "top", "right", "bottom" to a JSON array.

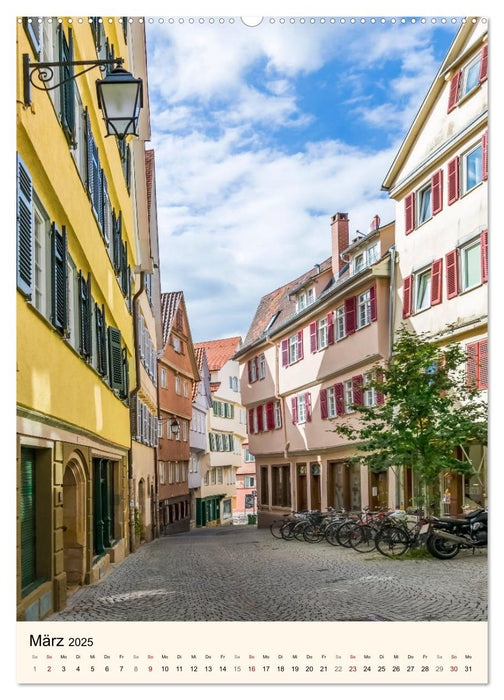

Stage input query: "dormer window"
[
  {"left": 354, "top": 253, "right": 365, "bottom": 274},
  {"left": 297, "top": 286, "right": 315, "bottom": 312},
  {"left": 352, "top": 242, "right": 380, "bottom": 275}
]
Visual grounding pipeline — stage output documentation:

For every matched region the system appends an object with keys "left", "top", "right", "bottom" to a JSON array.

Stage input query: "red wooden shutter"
[
  {"left": 479, "top": 44, "right": 488, "bottom": 83},
  {"left": 247, "top": 360, "right": 253, "bottom": 383},
  {"left": 447, "top": 156, "right": 459, "bottom": 205},
  {"left": 248, "top": 408, "right": 255, "bottom": 433},
  {"left": 402, "top": 275, "right": 412, "bottom": 318},
  {"left": 478, "top": 339, "right": 488, "bottom": 389},
  {"left": 344, "top": 297, "right": 356, "bottom": 334},
  {"left": 447, "top": 70, "right": 461, "bottom": 112},
  {"left": 257, "top": 405, "right": 264, "bottom": 432},
  {"left": 431, "top": 169, "right": 443, "bottom": 215},
  {"left": 445, "top": 250, "right": 459, "bottom": 299},
  {"left": 266, "top": 401, "right": 275, "bottom": 430},
  {"left": 310, "top": 322, "right": 318, "bottom": 353},
  {"left": 297, "top": 329, "right": 304, "bottom": 359},
  {"left": 281, "top": 339, "right": 289, "bottom": 367},
  {"left": 430, "top": 259, "right": 443, "bottom": 306},
  {"left": 254, "top": 356, "right": 259, "bottom": 380},
  {"left": 376, "top": 369, "right": 385, "bottom": 405},
  {"left": 327, "top": 312, "right": 335, "bottom": 345},
  {"left": 404, "top": 192, "right": 415, "bottom": 234},
  {"left": 466, "top": 343, "right": 479, "bottom": 388},
  {"left": 291, "top": 397, "right": 298, "bottom": 424},
  {"left": 369, "top": 284, "right": 377, "bottom": 322},
  {"left": 320, "top": 388, "right": 328, "bottom": 419},
  {"left": 305, "top": 392, "right": 312, "bottom": 422},
  {"left": 335, "top": 383, "right": 344, "bottom": 416},
  {"left": 481, "top": 229, "right": 488, "bottom": 283},
  {"left": 352, "top": 375, "right": 363, "bottom": 406},
  {"left": 482, "top": 131, "right": 488, "bottom": 181}
]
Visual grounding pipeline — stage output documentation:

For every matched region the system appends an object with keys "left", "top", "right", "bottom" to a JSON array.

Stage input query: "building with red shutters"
[
  {"left": 382, "top": 19, "right": 488, "bottom": 514},
  {"left": 157, "top": 291, "right": 200, "bottom": 534},
  {"left": 234, "top": 213, "right": 396, "bottom": 527}
]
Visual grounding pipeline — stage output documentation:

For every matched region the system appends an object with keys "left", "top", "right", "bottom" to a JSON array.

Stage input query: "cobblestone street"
[{"left": 50, "top": 525, "right": 487, "bottom": 622}]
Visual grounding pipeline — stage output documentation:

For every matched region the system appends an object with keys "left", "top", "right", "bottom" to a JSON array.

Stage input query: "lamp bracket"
[{"left": 23, "top": 54, "right": 124, "bottom": 105}]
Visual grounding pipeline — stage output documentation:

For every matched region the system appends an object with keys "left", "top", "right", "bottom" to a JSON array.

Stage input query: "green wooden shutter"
[
  {"left": 108, "top": 326, "right": 123, "bottom": 392},
  {"left": 51, "top": 224, "right": 68, "bottom": 335},
  {"left": 95, "top": 303, "right": 108, "bottom": 376},
  {"left": 120, "top": 240, "right": 128, "bottom": 296},
  {"left": 79, "top": 271, "right": 92, "bottom": 358},
  {"left": 59, "top": 26, "right": 75, "bottom": 144},
  {"left": 20, "top": 447, "right": 36, "bottom": 590},
  {"left": 112, "top": 211, "right": 122, "bottom": 274},
  {"left": 16, "top": 154, "right": 33, "bottom": 298}
]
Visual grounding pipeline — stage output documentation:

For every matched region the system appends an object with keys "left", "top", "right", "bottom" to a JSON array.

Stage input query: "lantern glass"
[{"left": 96, "top": 66, "right": 143, "bottom": 139}]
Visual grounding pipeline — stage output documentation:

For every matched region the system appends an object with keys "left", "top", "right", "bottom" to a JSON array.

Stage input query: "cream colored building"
[
  {"left": 382, "top": 19, "right": 488, "bottom": 513},
  {"left": 194, "top": 338, "right": 248, "bottom": 526}
]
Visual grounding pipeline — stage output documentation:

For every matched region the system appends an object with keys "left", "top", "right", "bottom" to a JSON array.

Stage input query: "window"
[
  {"left": 258, "top": 353, "right": 266, "bottom": 379},
  {"left": 462, "top": 144, "right": 483, "bottom": 194},
  {"left": 357, "top": 290, "right": 371, "bottom": 328},
  {"left": 363, "top": 373, "right": 376, "bottom": 407},
  {"left": 415, "top": 268, "right": 432, "bottom": 312},
  {"left": 297, "top": 286, "right": 315, "bottom": 311},
  {"left": 175, "top": 376, "right": 181, "bottom": 394},
  {"left": 175, "top": 462, "right": 180, "bottom": 483},
  {"left": 249, "top": 358, "right": 257, "bottom": 382},
  {"left": 66, "top": 258, "right": 79, "bottom": 350},
  {"left": 327, "top": 386, "right": 337, "bottom": 418},
  {"left": 32, "top": 195, "right": 50, "bottom": 318},
  {"left": 244, "top": 476, "right": 255, "bottom": 488},
  {"left": 159, "top": 462, "right": 165, "bottom": 485},
  {"left": 297, "top": 394, "right": 306, "bottom": 423},
  {"left": 173, "top": 336, "right": 181, "bottom": 352},
  {"left": 460, "top": 54, "right": 482, "bottom": 98},
  {"left": 417, "top": 182, "right": 432, "bottom": 225},
  {"left": 289, "top": 334, "right": 299, "bottom": 364},
  {"left": 460, "top": 238, "right": 482, "bottom": 291},
  {"left": 335, "top": 306, "right": 345, "bottom": 340},
  {"left": 344, "top": 380, "right": 354, "bottom": 414},
  {"left": 244, "top": 448, "right": 255, "bottom": 462},
  {"left": 183, "top": 379, "right": 188, "bottom": 397},
  {"left": 204, "top": 470, "right": 209, "bottom": 486},
  {"left": 211, "top": 469, "right": 216, "bottom": 485},
  {"left": 354, "top": 252, "right": 365, "bottom": 274},
  {"left": 161, "top": 368, "right": 166, "bottom": 388},
  {"left": 367, "top": 242, "right": 379, "bottom": 265},
  {"left": 217, "top": 468, "right": 223, "bottom": 484},
  {"left": 71, "top": 87, "right": 87, "bottom": 183},
  {"left": 317, "top": 317, "right": 328, "bottom": 349},
  {"left": 274, "top": 401, "right": 282, "bottom": 429},
  {"left": 182, "top": 420, "right": 188, "bottom": 441}
]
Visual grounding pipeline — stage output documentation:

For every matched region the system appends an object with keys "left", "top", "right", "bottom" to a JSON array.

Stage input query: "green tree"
[{"left": 333, "top": 327, "right": 487, "bottom": 501}]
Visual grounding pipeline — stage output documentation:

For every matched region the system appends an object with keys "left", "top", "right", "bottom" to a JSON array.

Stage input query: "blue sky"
[{"left": 145, "top": 17, "right": 460, "bottom": 343}]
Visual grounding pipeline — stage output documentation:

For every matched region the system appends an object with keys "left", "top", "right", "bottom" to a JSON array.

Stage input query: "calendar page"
[{"left": 13, "top": 0, "right": 495, "bottom": 693}]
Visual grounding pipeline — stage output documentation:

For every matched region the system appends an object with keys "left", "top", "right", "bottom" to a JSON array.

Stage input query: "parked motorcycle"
[{"left": 421, "top": 508, "right": 487, "bottom": 559}]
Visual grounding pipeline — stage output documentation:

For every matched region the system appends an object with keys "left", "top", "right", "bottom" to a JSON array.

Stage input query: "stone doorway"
[{"left": 63, "top": 458, "right": 87, "bottom": 591}]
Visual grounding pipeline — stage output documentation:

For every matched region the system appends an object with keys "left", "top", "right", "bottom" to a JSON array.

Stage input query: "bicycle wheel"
[
  {"left": 270, "top": 520, "right": 285, "bottom": 539},
  {"left": 303, "top": 524, "right": 324, "bottom": 543},
  {"left": 349, "top": 524, "right": 377, "bottom": 553},
  {"left": 336, "top": 521, "right": 359, "bottom": 548},
  {"left": 280, "top": 520, "right": 297, "bottom": 540},
  {"left": 325, "top": 522, "right": 342, "bottom": 546},
  {"left": 293, "top": 521, "right": 309, "bottom": 541},
  {"left": 375, "top": 526, "right": 409, "bottom": 557}
]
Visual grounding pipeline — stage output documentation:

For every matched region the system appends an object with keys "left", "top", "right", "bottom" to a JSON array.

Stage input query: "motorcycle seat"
[{"left": 436, "top": 516, "right": 469, "bottom": 525}]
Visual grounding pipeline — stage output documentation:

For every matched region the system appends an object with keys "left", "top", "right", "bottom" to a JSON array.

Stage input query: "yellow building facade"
[{"left": 16, "top": 17, "right": 146, "bottom": 620}]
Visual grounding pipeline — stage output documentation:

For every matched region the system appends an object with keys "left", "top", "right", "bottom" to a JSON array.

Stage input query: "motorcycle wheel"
[{"left": 426, "top": 534, "right": 460, "bottom": 559}]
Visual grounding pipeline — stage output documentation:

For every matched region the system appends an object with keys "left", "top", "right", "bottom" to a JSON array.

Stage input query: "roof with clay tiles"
[{"left": 194, "top": 337, "right": 242, "bottom": 372}]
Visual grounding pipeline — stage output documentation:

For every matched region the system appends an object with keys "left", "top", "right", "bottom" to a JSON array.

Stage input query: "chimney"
[
  {"left": 369, "top": 214, "right": 381, "bottom": 232},
  {"left": 331, "top": 212, "right": 349, "bottom": 274}
]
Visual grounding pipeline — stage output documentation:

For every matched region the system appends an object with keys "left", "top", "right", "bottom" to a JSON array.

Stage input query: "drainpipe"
[
  {"left": 129, "top": 271, "right": 146, "bottom": 552},
  {"left": 388, "top": 246, "right": 401, "bottom": 508}
]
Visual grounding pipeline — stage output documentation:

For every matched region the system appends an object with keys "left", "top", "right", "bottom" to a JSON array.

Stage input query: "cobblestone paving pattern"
[{"left": 50, "top": 526, "right": 487, "bottom": 622}]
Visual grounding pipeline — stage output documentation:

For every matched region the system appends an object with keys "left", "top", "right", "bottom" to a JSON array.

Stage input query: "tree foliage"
[{"left": 333, "top": 327, "right": 487, "bottom": 487}]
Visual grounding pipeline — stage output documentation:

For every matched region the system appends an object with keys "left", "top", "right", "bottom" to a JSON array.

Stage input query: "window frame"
[
  {"left": 344, "top": 380, "right": 354, "bottom": 414},
  {"left": 461, "top": 143, "right": 483, "bottom": 195},
  {"left": 416, "top": 181, "right": 432, "bottom": 226},
  {"left": 317, "top": 316, "right": 328, "bottom": 350},
  {"left": 357, "top": 290, "right": 371, "bottom": 329},
  {"left": 288, "top": 333, "right": 299, "bottom": 364},
  {"left": 460, "top": 237, "right": 482, "bottom": 292},
  {"left": 460, "top": 53, "right": 482, "bottom": 99},
  {"left": 414, "top": 266, "right": 432, "bottom": 313}
]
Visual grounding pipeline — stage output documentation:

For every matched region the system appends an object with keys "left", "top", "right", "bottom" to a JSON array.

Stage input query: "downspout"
[
  {"left": 129, "top": 271, "right": 146, "bottom": 552},
  {"left": 388, "top": 246, "right": 401, "bottom": 508}
]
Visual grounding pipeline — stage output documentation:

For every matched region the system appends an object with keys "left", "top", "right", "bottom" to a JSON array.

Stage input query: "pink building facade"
[{"left": 235, "top": 213, "right": 396, "bottom": 527}]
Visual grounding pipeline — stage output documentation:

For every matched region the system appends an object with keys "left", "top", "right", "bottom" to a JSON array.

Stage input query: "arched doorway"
[
  {"left": 63, "top": 457, "right": 87, "bottom": 589},
  {"left": 138, "top": 478, "right": 146, "bottom": 542}
]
